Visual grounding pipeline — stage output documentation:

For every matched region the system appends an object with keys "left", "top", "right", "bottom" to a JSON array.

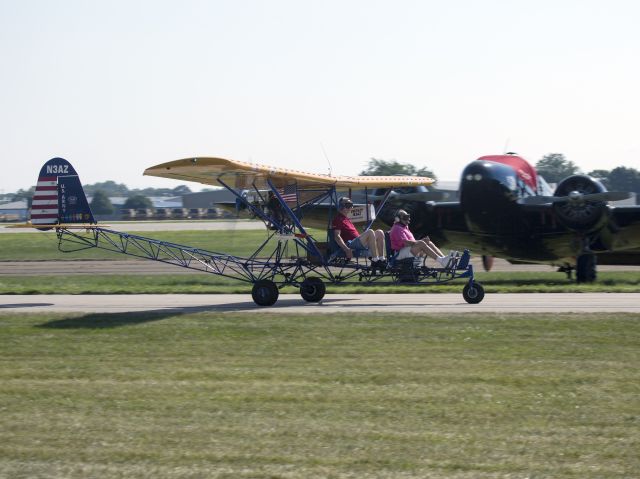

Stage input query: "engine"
[{"left": 552, "top": 175, "right": 609, "bottom": 232}]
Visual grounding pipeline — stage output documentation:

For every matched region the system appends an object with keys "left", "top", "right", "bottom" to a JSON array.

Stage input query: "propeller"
[
  {"left": 481, "top": 255, "right": 494, "bottom": 271},
  {"left": 518, "top": 191, "right": 632, "bottom": 205}
]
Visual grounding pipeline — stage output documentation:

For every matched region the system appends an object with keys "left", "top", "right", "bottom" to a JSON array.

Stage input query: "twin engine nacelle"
[{"left": 552, "top": 175, "right": 609, "bottom": 232}]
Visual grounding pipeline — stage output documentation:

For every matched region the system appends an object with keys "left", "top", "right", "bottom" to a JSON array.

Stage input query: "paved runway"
[{"left": 2, "top": 293, "right": 639, "bottom": 314}]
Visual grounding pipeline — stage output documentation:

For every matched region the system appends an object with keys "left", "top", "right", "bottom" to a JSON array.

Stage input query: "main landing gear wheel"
[
  {"left": 463, "top": 282, "right": 485, "bottom": 304},
  {"left": 300, "top": 277, "right": 326, "bottom": 302},
  {"left": 576, "top": 254, "right": 597, "bottom": 283},
  {"left": 252, "top": 280, "right": 279, "bottom": 306}
]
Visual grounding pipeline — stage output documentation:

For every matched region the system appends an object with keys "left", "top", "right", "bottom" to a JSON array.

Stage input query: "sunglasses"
[{"left": 400, "top": 215, "right": 411, "bottom": 220}]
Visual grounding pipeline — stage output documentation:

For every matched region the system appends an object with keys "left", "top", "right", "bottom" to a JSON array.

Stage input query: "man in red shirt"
[
  {"left": 389, "top": 209, "right": 455, "bottom": 267},
  {"left": 332, "top": 197, "right": 386, "bottom": 268}
]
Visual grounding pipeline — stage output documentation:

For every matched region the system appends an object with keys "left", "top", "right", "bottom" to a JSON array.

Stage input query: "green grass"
[
  {"left": 1, "top": 312, "right": 638, "bottom": 478},
  {"left": 0, "top": 229, "right": 287, "bottom": 261},
  {"left": 1, "top": 271, "right": 639, "bottom": 294},
  {"left": 2, "top": 230, "right": 639, "bottom": 293}
]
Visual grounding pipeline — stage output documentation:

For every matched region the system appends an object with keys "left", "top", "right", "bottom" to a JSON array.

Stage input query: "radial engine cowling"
[{"left": 552, "top": 175, "right": 609, "bottom": 232}]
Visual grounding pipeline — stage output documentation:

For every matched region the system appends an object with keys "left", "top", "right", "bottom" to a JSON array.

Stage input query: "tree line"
[
  {"left": 9, "top": 182, "right": 196, "bottom": 215},
  {"left": 361, "top": 155, "right": 640, "bottom": 197},
  {"left": 8, "top": 154, "right": 639, "bottom": 213},
  {"left": 535, "top": 153, "right": 640, "bottom": 193}
]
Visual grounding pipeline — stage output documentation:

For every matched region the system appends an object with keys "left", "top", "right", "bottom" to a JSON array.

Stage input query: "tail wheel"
[
  {"left": 300, "top": 277, "right": 326, "bottom": 302},
  {"left": 251, "top": 280, "right": 279, "bottom": 306},
  {"left": 463, "top": 282, "right": 485, "bottom": 304}
]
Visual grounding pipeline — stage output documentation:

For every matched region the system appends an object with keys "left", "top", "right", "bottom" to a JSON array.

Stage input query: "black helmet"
[{"left": 338, "top": 197, "right": 353, "bottom": 209}]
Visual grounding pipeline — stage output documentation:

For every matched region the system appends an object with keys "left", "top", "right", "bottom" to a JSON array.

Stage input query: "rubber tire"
[
  {"left": 463, "top": 282, "right": 485, "bottom": 304},
  {"left": 576, "top": 254, "right": 597, "bottom": 283},
  {"left": 300, "top": 277, "right": 326, "bottom": 302},
  {"left": 251, "top": 280, "right": 279, "bottom": 306}
]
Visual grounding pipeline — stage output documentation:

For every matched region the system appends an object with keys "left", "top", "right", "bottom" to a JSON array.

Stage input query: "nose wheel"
[{"left": 463, "top": 281, "right": 485, "bottom": 304}]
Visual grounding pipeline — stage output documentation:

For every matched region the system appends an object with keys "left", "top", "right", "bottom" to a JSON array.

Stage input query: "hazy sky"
[{"left": 1, "top": 0, "right": 639, "bottom": 193}]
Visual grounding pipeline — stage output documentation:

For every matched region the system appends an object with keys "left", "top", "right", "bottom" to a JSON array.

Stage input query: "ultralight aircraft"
[{"left": 17, "top": 157, "right": 485, "bottom": 306}]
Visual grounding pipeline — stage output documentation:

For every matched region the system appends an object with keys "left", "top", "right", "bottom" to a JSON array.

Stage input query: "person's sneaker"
[
  {"left": 377, "top": 259, "right": 388, "bottom": 274},
  {"left": 369, "top": 259, "right": 379, "bottom": 275},
  {"left": 437, "top": 256, "right": 449, "bottom": 268}
]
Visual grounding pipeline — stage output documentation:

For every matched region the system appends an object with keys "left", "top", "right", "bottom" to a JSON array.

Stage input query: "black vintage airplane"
[{"left": 375, "top": 154, "right": 640, "bottom": 282}]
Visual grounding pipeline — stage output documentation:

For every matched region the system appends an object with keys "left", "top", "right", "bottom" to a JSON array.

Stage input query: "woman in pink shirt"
[{"left": 389, "top": 209, "right": 454, "bottom": 267}]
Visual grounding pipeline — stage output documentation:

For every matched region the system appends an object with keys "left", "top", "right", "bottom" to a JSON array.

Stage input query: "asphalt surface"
[{"left": 2, "top": 293, "right": 639, "bottom": 314}]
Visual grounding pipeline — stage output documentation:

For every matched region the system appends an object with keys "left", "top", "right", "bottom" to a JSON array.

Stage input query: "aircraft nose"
[
  {"left": 462, "top": 164, "right": 488, "bottom": 183},
  {"left": 460, "top": 160, "right": 518, "bottom": 207},
  {"left": 462, "top": 161, "right": 500, "bottom": 184},
  {"left": 462, "top": 160, "right": 516, "bottom": 189}
]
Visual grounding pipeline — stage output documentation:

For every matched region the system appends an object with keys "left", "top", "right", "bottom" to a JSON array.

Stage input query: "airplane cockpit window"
[
  {"left": 514, "top": 176, "right": 535, "bottom": 198},
  {"left": 537, "top": 175, "right": 554, "bottom": 196}
]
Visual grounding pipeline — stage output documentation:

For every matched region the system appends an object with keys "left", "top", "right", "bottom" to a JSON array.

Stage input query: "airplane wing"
[
  {"left": 610, "top": 205, "right": 640, "bottom": 224},
  {"left": 418, "top": 201, "right": 640, "bottom": 261},
  {"left": 607, "top": 205, "right": 640, "bottom": 259},
  {"left": 143, "top": 157, "right": 434, "bottom": 190}
]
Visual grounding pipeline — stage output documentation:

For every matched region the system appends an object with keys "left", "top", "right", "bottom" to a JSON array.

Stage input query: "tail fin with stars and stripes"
[{"left": 29, "top": 158, "right": 96, "bottom": 230}]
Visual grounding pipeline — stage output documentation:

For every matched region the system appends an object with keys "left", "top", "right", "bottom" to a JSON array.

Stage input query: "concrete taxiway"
[{"left": 1, "top": 293, "right": 639, "bottom": 314}]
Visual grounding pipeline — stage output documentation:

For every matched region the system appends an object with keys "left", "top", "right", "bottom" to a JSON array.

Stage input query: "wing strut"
[
  {"left": 266, "top": 178, "right": 326, "bottom": 263},
  {"left": 363, "top": 187, "right": 394, "bottom": 231}
]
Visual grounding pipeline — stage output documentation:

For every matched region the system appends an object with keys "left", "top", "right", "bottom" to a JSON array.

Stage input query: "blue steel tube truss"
[
  {"left": 53, "top": 177, "right": 476, "bottom": 289},
  {"left": 55, "top": 227, "right": 333, "bottom": 285},
  {"left": 55, "top": 224, "right": 475, "bottom": 288}
]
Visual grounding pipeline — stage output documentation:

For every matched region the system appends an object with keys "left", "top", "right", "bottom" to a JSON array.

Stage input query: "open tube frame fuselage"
[{"left": 54, "top": 177, "right": 483, "bottom": 305}]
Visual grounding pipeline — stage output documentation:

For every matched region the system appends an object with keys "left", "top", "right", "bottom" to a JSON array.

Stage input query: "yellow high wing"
[{"left": 143, "top": 157, "right": 434, "bottom": 189}]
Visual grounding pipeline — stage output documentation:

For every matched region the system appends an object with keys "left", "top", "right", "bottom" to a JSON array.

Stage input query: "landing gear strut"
[{"left": 576, "top": 254, "right": 597, "bottom": 283}]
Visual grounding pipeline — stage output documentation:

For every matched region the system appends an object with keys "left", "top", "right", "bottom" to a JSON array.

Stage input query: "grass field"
[
  {"left": 0, "top": 229, "right": 301, "bottom": 261},
  {"left": 1, "top": 312, "right": 639, "bottom": 478},
  {"left": 2, "top": 230, "right": 640, "bottom": 294},
  {"left": 1, "top": 271, "right": 640, "bottom": 295}
]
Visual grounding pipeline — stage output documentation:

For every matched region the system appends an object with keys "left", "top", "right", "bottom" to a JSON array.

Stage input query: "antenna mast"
[
  {"left": 321, "top": 143, "right": 332, "bottom": 176},
  {"left": 503, "top": 138, "right": 511, "bottom": 154}
]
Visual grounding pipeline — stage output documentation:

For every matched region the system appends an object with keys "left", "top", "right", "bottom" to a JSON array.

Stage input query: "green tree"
[
  {"left": 360, "top": 158, "right": 436, "bottom": 181},
  {"left": 535, "top": 153, "right": 580, "bottom": 183},
  {"left": 12, "top": 187, "right": 35, "bottom": 207},
  {"left": 587, "top": 168, "right": 610, "bottom": 178},
  {"left": 607, "top": 166, "right": 640, "bottom": 193},
  {"left": 84, "top": 181, "right": 129, "bottom": 197},
  {"left": 172, "top": 185, "right": 192, "bottom": 196},
  {"left": 83, "top": 181, "right": 192, "bottom": 198},
  {"left": 587, "top": 167, "right": 640, "bottom": 194},
  {"left": 123, "top": 195, "right": 154, "bottom": 210},
  {"left": 90, "top": 190, "right": 114, "bottom": 215}
]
